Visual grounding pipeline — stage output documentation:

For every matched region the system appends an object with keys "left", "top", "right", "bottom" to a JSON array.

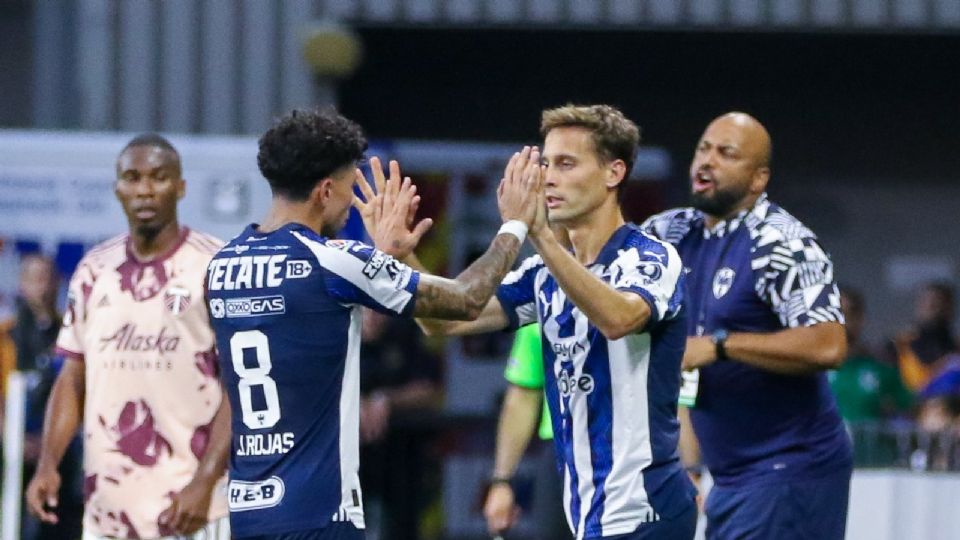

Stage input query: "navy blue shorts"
[
  {"left": 705, "top": 467, "right": 851, "bottom": 540},
  {"left": 603, "top": 501, "right": 698, "bottom": 540},
  {"left": 235, "top": 522, "right": 364, "bottom": 540}
]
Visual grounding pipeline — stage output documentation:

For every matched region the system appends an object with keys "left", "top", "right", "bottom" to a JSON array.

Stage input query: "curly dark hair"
[{"left": 257, "top": 108, "right": 368, "bottom": 200}]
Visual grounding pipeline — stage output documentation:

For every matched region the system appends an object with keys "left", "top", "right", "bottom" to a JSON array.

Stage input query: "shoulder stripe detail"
[
  {"left": 189, "top": 230, "right": 225, "bottom": 251},
  {"left": 88, "top": 234, "right": 127, "bottom": 255},
  {"left": 290, "top": 231, "right": 416, "bottom": 315},
  {"left": 186, "top": 236, "right": 224, "bottom": 255}
]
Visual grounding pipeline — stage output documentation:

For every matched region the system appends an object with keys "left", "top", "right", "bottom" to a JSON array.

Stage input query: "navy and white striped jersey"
[
  {"left": 205, "top": 223, "right": 419, "bottom": 537},
  {"left": 641, "top": 193, "right": 852, "bottom": 487},
  {"left": 496, "top": 224, "right": 696, "bottom": 540}
]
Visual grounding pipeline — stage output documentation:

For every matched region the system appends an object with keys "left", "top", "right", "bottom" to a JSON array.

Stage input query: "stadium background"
[{"left": 1, "top": 1, "right": 959, "bottom": 539}]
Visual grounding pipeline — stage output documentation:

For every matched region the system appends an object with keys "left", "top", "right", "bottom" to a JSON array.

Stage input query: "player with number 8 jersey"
[
  {"left": 206, "top": 109, "right": 542, "bottom": 539},
  {"left": 206, "top": 225, "right": 418, "bottom": 535}
]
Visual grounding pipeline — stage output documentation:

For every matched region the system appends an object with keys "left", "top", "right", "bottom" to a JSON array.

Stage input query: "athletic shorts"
[
  {"left": 705, "top": 467, "right": 851, "bottom": 540},
  {"left": 234, "top": 522, "right": 364, "bottom": 540},
  {"left": 601, "top": 500, "right": 697, "bottom": 540},
  {"left": 82, "top": 516, "right": 230, "bottom": 540}
]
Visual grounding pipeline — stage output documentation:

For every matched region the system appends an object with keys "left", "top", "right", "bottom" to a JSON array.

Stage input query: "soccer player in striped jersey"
[
  {"left": 373, "top": 105, "right": 699, "bottom": 540},
  {"left": 642, "top": 112, "right": 851, "bottom": 539},
  {"left": 206, "top": 108, "right": 541, "bottom": 540}
]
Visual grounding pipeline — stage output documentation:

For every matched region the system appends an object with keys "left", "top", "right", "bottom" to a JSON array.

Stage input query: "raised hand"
[
  {"left": 353, "top": 157, "right": 433, "bottom": 258},
  {"left": 497, "top": 146, "right": 543, "bottom": 227}
]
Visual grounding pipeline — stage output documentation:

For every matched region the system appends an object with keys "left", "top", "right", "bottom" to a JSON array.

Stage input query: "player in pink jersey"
[{"left": 26, "top": 134, "right": 231, "bottom": 540}]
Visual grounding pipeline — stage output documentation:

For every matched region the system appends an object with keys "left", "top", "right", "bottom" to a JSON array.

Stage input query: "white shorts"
[{"left": 82, "top": 516, "right": 230, "bottom": 540}]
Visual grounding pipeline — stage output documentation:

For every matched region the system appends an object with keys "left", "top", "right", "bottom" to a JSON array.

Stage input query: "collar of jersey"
[
  {"left": 588, "top": 223, "right": 638, "bottom": 267},
  {"left": 243, "top": 221, "right": 313, "bottom": 240},
  {"left": 700, "top": 192, "right": 769, "bottom": 239},
  {"left": 124, "top": 226, "right": 190, "bottom": 265}
]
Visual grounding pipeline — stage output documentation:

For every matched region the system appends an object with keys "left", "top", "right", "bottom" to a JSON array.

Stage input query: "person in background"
[
  {"left": 6, "top": 255, "right": 84, "bottom": 540},
  {"left": 483, "top": 323, "right": 568, "bottom": 540},
  {"left": 26, "top": 134, "right": 231, "bottom": 540},
  {"left": 829, "top": 286, "right": 912, "bottom": 424},
  {"left": 643, "top": 112, "right": 850, "bottom": 540},
  {"left": 359, "top": 308, "right": 443, "bottom": 540},
  {"left": 892, "top": 282, "right": 958, "bottom": 392}
]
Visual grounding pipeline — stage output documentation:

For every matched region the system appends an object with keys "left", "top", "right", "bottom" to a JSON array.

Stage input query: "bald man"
[{"left": 642, "top": 113, "right": 851, "bottom": 539}]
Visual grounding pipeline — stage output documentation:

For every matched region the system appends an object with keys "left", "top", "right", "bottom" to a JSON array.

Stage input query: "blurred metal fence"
[
  {"left": 323, "top": 0, "right": 960, "bottom": 31},
  {"left": 33, "top": 0, "right": 321, "bottom": 134},
  {"left": 850, "top": 420, "right": 960, "bottom": 471}
]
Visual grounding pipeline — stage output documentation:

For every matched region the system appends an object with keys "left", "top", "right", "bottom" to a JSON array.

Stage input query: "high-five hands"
[
  {"left": 354, "top": 157, "right": 434, "bottom": 259},
  {"left": 497, "top": 146, "right": 544, "bottom": 229}
]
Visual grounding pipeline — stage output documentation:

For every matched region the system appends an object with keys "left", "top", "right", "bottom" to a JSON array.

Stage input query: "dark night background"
[{"left": 341, "top": 28, "right": 960, "bottom": 182}]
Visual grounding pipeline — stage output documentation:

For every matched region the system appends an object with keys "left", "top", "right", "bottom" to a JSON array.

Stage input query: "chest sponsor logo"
[
  {"left": 214, "top": 295, "right": 286, "bottom": 318},
  {"left": 209, "top": 298, "right": 225, "bottom": 318},
  {"left": 712, "top": 267, "right": 736, "bottom": 299},
  {"left": 98, "top": 323, "right": 180, "bottom": 355},
  {"left": 207, "top": 255, "right": 312, "bottom": 291},
  {"left": 163, "top": 285, "right": 191, "bottom": 315},
  {"left": 557, "top": 371, "right": 595, "bottom": 398},
  {"left": 228, "top": 477, "right": 285, "bottom": 512}
]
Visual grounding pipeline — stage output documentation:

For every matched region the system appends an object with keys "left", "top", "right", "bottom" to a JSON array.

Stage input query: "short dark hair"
[
  {"left": 924, "top": 281, "right": 956, "bottom": 308},
  {"left": 540, "top": 104, "right": 640, "bottom": 196},
  {"left": 838, "top": 284, "right": 864, "bottom": 312},
  {"left": 120, "top": 133, "right": 181, "bottom": 174},
  {"left": 257, "top": 108, "right": 368, "bottom": 201}
]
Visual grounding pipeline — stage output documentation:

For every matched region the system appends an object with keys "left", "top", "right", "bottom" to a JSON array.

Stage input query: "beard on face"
[
  {"left": 690, "top": 183, "right": 749, "bottom": 218},
  {"left": 133, "top": 222, "right": 163, "bottom": 241}
]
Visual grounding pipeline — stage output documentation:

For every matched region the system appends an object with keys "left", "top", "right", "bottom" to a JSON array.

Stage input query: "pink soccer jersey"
[{"left": 56, "top": 227, "right": 228, "bottom": 539}]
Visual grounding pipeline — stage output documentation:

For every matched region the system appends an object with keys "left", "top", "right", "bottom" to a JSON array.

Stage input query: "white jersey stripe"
[
  {"left": 338, "top": 307, "right": 365, "bottom": 529},
  {"left": 291, "top": 232, "right": 415, "bottom": 314},
  {"left": 601, "top": 335, "right": 656, "bottom": 534},
  {"left": 569, "top": 361, "right": 596, "bottom": 539}
]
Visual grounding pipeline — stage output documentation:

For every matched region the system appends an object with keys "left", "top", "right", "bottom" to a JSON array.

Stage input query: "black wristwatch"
[
  {"left": 490, "top": 476, "right": 512, "bottom": 487},
  {"left": 711, "top": 329, "right": 729, "bottom": 361}
]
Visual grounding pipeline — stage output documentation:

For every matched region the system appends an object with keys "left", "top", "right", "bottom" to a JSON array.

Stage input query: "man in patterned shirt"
[
  {"left": 26, "top": 134, "right": 231, "bottom": 540},
  {"left": 642, "top": 112, "right": 851, "bottom": 539}
]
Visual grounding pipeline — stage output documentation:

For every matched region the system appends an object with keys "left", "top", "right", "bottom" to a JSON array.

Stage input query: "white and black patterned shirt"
[{"left": 641, "top": 193, "right": 852, "bottom": 486}]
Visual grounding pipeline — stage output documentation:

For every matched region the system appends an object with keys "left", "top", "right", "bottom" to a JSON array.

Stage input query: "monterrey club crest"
[
  {"left": 164, "top": 286, "right": 192, "bottom": 315},
  {"left": 712, "top": 267, "right": 736, "bottom": 299}
]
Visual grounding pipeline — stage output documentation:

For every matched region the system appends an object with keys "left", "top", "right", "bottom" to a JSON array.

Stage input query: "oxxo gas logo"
[
  {"left": 210, "top": 296, "right": 286, "bottom": 318},
  {"left": 557, "top": 370, "right": 595, "bottom": 398}
]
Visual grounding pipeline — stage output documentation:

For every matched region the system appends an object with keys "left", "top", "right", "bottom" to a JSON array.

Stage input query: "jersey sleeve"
[
  {"left": 608, "top": 237, "right": 685, "bottom": 324},
  {"left": 292, "top": 233, "right": 420, "bottom": 316},
  {"left": 504, "top": 323, "right": 544, "bottom": 389},
  {"left": 495, "top": 254, "right": 544, "bottom": 330},
  {"left": 56, "top": 258, "right": 95, "bottom": 360},
  {"left": 751, "top": 235, "right": 844, "bottom": 328}
]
